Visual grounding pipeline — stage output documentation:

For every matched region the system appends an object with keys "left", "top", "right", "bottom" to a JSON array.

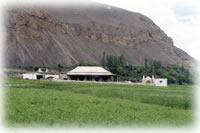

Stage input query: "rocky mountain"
[{"left": 4, "top": 2, "right": 194, "bottom": 68}]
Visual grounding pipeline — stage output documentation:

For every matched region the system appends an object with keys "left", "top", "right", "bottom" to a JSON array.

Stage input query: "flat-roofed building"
[
  {"left": 142, "top": 75, "right": 167, "bottom": 87},
  {"left": 67, "top": 66, "right": 117, "bottom": 82},
  {"left": 153, "top": 78, "right": 167, "bottom": 87},
  {"left": 22, "top": 73, "right": 43, "bottom": 80}
]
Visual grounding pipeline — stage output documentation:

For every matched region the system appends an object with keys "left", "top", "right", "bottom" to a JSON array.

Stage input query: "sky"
[{"left": 94, "top": 0, "right": 200, "bottom": 61}]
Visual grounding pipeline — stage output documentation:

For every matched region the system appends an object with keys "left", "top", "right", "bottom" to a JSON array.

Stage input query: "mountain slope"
[{"left": 5, "top": 2, "right": 194, "bottom": 68}]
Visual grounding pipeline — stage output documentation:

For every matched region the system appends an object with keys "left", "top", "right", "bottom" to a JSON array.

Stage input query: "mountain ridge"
[{"left": 4, "top": 3, "right": 194, "bottom": 68}]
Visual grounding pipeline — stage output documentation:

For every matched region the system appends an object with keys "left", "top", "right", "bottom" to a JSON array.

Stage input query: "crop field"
[{"left": 4, "top": 78, "right": 194, "bottom": 127}]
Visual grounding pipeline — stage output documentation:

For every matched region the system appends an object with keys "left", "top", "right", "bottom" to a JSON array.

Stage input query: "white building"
[
  {"left": 23, "top": 73, "right": 43, "bottom": 80},
  {"left": 153, "top": 78, "right": 168, "bottom": 87},
  {"left": 67, "top": 66, "right": 117, "bottom": 82},
  {"left": 45, "top": 74, "right": 59, "bottom": 79},
  {"left": 142, "top": 75, "right": 167, "bottom": 87},
  {"left": 37, "top": 68, "right": 48, "bottom": 73}
]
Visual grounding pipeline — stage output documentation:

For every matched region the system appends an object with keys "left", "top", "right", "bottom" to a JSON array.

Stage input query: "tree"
[
  {"left": 119, "top": 56, "right": 126, "bottom": 67},
  {"left": 79, "top": 61, "right": 97, "bottom": 66},
  {"left": 144, "top": 58, "right": 148, "bottom": 69},
  {"left": 184, "top": 70, "right": 191, "bottom": 84},
  {"left": 177, "top": 75, "right": 185, "bottom": 85},
  {"left": 180, "top": 66, "right": 186, "bottom": 72},
  {"left": 101, "top": 52, "right": 106, "bottom": 67},
  {"left": 127, "top": 64, "right": 133, "bottom": 71},
  {"left": 113, "top": 56, "right": 119, "bottom": 67},
  {"left": 58, "top": 64, "right": 63, "bottom": 68},
  {"left": 34, "top": 67, "right": 39, "bottom": 72},
  {"left": 100, "top": 54, "right": 194, "bottom": 84},
  {"left": 79, "top": 61, "right": 85, "bottom": 66},
  {"left": 106, "top": 55, "right": 114, "bottom": 67},
  {"left": 152, "top": 60, "right": 162, "bottom": 70}
]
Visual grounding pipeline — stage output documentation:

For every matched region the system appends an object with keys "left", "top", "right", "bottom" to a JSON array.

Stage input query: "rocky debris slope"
[{"left": 5, "top": 3, "right": 194, "bottom": 68}]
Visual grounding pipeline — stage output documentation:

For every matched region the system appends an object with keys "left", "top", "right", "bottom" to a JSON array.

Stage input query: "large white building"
[{"left": 67, "top": 66, "right": 117, "bottom": 82}]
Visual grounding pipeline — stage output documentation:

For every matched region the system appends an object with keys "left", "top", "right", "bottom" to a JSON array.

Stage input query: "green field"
[{"left": 4, "top": 78, "right": 194, "bottom": 127}]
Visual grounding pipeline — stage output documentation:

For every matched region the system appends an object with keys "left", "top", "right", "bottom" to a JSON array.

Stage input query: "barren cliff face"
[{"left": 5, "top": 3, "right": 194, "bottom": 68}]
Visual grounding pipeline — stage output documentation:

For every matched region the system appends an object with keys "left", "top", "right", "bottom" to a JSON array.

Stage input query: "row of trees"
[
  {"left": 100, "top": 54, "right": 194, "bottom": 85},
  {"left": 12, "top": 54, "right": 194, "bottom": 85}
]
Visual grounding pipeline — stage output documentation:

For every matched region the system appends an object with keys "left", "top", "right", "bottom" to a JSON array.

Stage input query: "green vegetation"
[
  {"left": 6, "top": 55, "right": 194, "bottom": 85},
  {"left": 5, "top": 78, "right": 194, "bottom": 127},
  {"left": 78, "top": 61, "right": 98, "bottom": 66},
  {"left": 100, "top": 55, "right": 194, "bottom": 85}
]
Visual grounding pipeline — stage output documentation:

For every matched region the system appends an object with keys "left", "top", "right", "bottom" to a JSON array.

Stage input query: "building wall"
[
  {"left": 23, "top": 74, "right": 37, "bottom": 80},
  {"left": 153, "top": 79, "right": 167, "bottom": 87},
  {"left": 59, "top": 74, "right": 68, "bottom": 80}
]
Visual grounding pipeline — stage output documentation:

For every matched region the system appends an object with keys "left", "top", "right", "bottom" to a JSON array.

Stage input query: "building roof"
[{"left": 67, "top": 66, "right": 114, "bottom": 76}]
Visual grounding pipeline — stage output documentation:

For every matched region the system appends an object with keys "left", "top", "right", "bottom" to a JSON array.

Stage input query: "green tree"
[
  {"left": 119, "top": 56, "right": 126, "bottom": 67},
  {"left": 34, "top": 67, "right": 39, "bottom": 72},
  {"left": 152, "top": 60, "right": 162, "bottom": 70},
  {"left": 127, "top": 64, "right": 133, "bottom": 71},
  {"left": 58, "top": 64, "right": 63, "bottom": 68},
  {"left": 106, "top": 55, "right": 114, "bottom": 67},
  {"left": 177, "top": 75, "right": 185, "bottom": 85},
  {"left": 144, "top": 58, "right": 148, "bottom": 69},
  {"left": 101, "top": 52, "right": 106, "bottom": 67}
]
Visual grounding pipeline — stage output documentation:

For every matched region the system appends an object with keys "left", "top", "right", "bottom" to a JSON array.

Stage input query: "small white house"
[
  {"left": 45, "top": 74, "right": 59, "bottom": 79},
  {"left": 153, "top": 79, "right": 168, "bottom": 87},
  {"left": 23, "top": 73, "right": 43, "bottom": 80},
  {"left": 37, "top": 68, "right": 48, "bottom": 73},
  {"left": 142, "top": 75, "right": 168, "bottom": 87}
]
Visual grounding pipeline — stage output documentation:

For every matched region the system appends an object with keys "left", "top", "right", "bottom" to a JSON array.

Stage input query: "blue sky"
[
  {"left": 173, "top": 3, "right": 197, "bottom": 22},
  {"left": 174, "top": 4, "right": 196, "bottom": 16}
]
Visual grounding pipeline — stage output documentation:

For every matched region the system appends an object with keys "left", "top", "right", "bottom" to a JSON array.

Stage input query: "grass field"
[{"left": 4, "top": 78, "right": 194, "bottom": 127}]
